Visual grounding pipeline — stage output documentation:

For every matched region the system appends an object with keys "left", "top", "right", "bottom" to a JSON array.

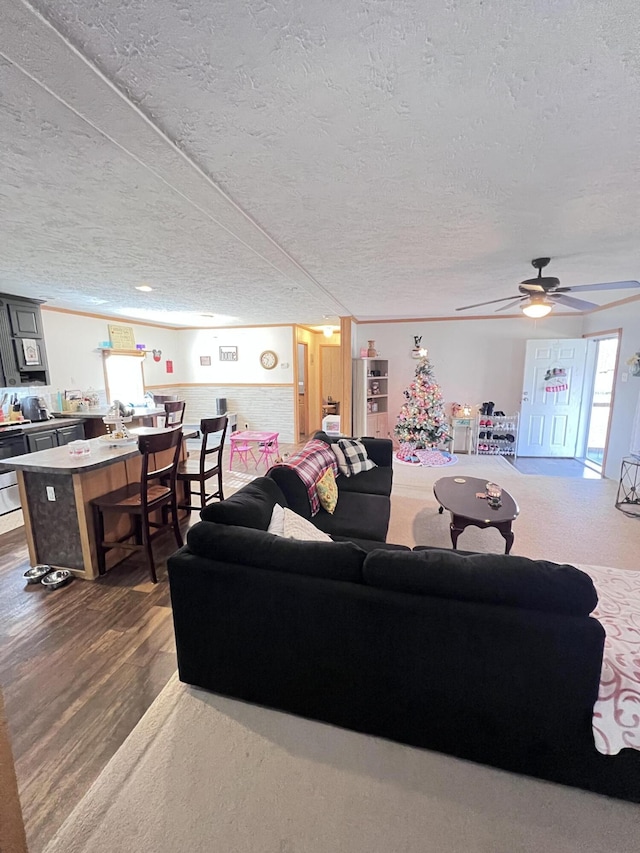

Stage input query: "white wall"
[
  {"left": 582, "top": 301, "right": 640, "bottom": 478},
  {"left": 31, "top": 311, "right": 297, "bottom": 438},
  {"left": 40, "top": 309, "right": 180, "bottom": 395},
  {"left": 178, "top": 326, "right": 294, "bottom": 384},
  {"left": 41, "top": 312, "right": 296, "bottom": 390},
  {"left": 356, "top": 315, "right": 584, "bottom": 434}
]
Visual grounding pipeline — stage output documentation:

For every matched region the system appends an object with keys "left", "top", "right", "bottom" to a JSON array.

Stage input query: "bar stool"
[
  {"left": 177, "top": 416, "right": 227, "bottom": 512},
  {"left": 229, "top": 439, "right": 257, "bottom": 470},
  {"left": 164, "top": 400, "right": 186, "bottom": 426},
  {"left": 91, "top": 429, "right": 183, "bottom": 583}
]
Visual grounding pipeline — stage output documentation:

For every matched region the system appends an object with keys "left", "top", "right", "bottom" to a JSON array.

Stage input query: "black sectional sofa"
[{"left": 168, "top": 472, "right": 640, "bottom": 802}]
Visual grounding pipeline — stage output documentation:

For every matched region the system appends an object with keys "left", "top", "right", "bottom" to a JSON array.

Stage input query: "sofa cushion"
[
  {"left": 316, "top": 468, "right": 338, "bottom": 513},
  {"left": 200, "top": 477, "right": 286, "bottom": 530},
  {"left": 332, "top": 535, "right": 411, "bottom": 553},
  {"left": 314, "top": 431, "right": 394, "bottom": 468},
  {"left": 187, "top": 520, "right": 365, "bottom": 581},
  {"left": 337, "top": 438, "right": 376, "bottom": 475},
  {"left": 312, "top": 491, "right": 390, "bottom": 542},
  {"left": 282, "top": 508, "right": 333, "bottom": 541},
  {"left": 336, "top": 465, "right": 393, "bottom": 497},
  {"left": 363, "top": 549, "right": 598, "bottom": 616}
]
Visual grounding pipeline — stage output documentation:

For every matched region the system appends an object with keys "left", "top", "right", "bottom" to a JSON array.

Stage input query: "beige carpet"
[
  {"left": 43, "top": 673, "right": 638, "bottom": 853},
  {"left": 389, "top": 455, "right": 640, "bottom": 571},
  {"left": 39, "top": 456, "right": 640, "bottom": 852}
]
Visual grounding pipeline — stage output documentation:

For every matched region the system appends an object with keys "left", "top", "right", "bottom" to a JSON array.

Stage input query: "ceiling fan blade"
[
  {"left": 565, "top": 280, "right": 640, "bottom": 293},
  {"left": 455, "top": 295, "right": 522, "bottom": 311},
  {"left": 495, "top": 298, "right": 525, "bottom": 313},
  {"left": 551, "top": 293, "right": 599, "bottom": 311}
]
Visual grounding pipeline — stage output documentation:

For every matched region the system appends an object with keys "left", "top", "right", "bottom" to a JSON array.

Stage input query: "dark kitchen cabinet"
[
  {"left": 0, "top": 294, "right": 50, "bottom": 386},
  {"left": 27, "top": 430, "right": 58, "bottom": 453},
  {"left": 26, "top": 424, "right": 85, "bottom": 452},
  {"left": 56, "top": 424, "right": 85, "bottom": 446}
]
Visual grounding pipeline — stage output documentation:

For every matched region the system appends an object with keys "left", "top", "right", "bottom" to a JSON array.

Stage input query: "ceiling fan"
[{"left": 456, "top": 258, "right": 640, "bottom": 318}]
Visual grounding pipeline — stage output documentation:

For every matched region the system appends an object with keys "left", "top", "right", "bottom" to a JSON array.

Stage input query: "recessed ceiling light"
[{"left": 135, "top": 285, "right": 153, "bottom": 292}]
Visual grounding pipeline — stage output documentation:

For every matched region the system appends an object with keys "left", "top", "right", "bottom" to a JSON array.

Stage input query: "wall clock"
[{"left": 260, "top": 350, "right": 278, "bottom": 370}]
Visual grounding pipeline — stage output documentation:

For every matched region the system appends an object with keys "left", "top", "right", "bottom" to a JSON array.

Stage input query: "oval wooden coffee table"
[{"left": 433, "top": 476, "right": 519, "bottom": 554}]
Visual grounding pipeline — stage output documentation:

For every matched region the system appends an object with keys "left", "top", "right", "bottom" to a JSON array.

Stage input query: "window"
[{"left": 103, "top": 353, "right": 145, "bottom": 405}]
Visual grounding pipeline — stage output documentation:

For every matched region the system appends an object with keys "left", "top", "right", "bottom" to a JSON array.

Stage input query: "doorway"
[
  {"left": 297, "top": 342, "right": 309, "bottom": 441},
  {"left": 517, "top": 338, "right": 588, "bottom": 457},
  {"left": 577, "top": 335, "right": 619, "bottom": 471},
  {"left": 320, "top": 344, "right": 341, "bottom": 426}
]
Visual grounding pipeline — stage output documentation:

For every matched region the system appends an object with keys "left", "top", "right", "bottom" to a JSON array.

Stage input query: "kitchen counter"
[
  {"left": 0, "top": 435, "right": 141, "bottom": 475},
  {"left": 51, "top": 407, "right": 165, "bottom": 439},
  {"left": 2, "top": 429, "right": 188, "bottom": 580},
  {"left": 0, "top": 418, "right": 85, "bottom": 436},
  {"left": 51, "top": 406, "right": 165, "bottom": 420}
]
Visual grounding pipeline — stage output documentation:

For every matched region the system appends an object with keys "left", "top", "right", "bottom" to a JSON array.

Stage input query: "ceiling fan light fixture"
[{"left": 521, "top": 298, "right": 553, "bottom": 319}]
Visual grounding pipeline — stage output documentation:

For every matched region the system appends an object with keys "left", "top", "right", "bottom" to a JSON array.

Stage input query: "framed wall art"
[{"left": 219, "top": 346, "right": 238, "bottom": 362}]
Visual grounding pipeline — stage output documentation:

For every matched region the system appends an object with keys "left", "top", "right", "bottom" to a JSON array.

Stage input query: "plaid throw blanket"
[{"left": 279, "top": 439, "right": 338, "bottom": 515}]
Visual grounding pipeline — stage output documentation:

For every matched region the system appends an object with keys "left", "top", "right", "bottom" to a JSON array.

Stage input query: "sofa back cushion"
[
  {"left": 200, "top": 477, "right": 286, "bottom": 530},
  {"left": 187, "top": 521, "right": 365, "bottom": 581},
  {"left": 363, "top": 548, "right": 598, "bottom": 616},
  {"left": 313, "top": 431, "right": 394, "bottom": 468}
]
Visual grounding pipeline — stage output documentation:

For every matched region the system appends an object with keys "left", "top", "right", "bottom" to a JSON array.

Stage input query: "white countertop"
[{"left": 51, "top": 407, "right": 164, "bottom": 420}]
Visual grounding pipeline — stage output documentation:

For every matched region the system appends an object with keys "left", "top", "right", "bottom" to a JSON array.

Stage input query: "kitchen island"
[
  {"left": 52, "top": 406, "right": 165, "bottom": 438},
  {"left": 0, "top": 431, "right": 187, "bottom": 580}
]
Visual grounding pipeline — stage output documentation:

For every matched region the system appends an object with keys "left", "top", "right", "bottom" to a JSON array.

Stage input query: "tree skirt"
[{"left": 395, "top": 449, "right": 458, "bottom": 467}]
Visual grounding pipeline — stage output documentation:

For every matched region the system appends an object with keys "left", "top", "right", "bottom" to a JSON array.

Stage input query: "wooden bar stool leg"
[
  {"left": 182, "top": 479, "right": 192, "bottom": 514},
  {"left": 141, "top": 512, "right": 157, "bottom": 584},
  {"left": 93, "top": 504, "right": 107, "bottom": 576},
  {"left": 171, "top": 491, "right": 183, "bottom": 549}
]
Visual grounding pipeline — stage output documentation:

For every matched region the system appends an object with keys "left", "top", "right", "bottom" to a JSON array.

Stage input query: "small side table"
[
  {"left": 615, "top": 457, "right": 640, "bottom": 517},
  {"left": 449, "top": 418, "right": 473, "bottom": 454}
]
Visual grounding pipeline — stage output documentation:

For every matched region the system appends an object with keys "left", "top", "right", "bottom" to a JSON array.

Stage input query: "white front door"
[{"left": 518, "top": 338, "right": 588, "bottom": 457}]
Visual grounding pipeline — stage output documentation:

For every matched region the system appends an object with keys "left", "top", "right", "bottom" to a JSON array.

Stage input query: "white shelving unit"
[
  {"left": 474, "top": 413, "right": 519, "bottom": 458},
  {"left": 352, "top": 358, "right": 389, "bottom": 438}
]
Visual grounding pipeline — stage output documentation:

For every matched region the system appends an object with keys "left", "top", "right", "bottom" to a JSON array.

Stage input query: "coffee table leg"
[
  {"left": 501, "top": 523, "right": 514, "bottom": 555},
  {"left": 450, "top": 515, "right": 465, "bottom": 550}
]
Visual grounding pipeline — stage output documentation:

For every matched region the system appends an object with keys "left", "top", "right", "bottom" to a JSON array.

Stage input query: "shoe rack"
[{"left": 474, "top": 413, "right": 519, "bottom": 458}]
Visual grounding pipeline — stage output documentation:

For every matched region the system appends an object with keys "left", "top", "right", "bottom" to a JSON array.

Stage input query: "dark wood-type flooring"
[
  {"left": 0, "top": 524, "right": 183, "bottom": 853},
  {"left": 0, "top": 440, "right": 304, "bottom": 851}
]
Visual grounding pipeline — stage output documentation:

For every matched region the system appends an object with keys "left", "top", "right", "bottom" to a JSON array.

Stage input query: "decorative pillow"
[
  {"left": 337, "top": 438, "right": 377, "bottom": 476},
  {"left": 282, "top": 507, "right": 333, "bottom": 541},
  {"left": 267, "top": 503, "right": 285, "bottom": 536},
  {"left": 331, "top": 442, "right": 351, "bottom": 477},
  {"left": 316, "top": 468, "right": 338, "bottom": 514}
]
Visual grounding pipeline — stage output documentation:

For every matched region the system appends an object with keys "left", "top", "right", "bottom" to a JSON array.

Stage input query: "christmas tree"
[{"left": 395, "top": 354, "right": 451, "bottom": 449}]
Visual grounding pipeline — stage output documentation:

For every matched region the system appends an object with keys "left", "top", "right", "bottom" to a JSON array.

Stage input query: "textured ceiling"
[{"left": 1, "top": 0, "right": 640, "bottom": 325}]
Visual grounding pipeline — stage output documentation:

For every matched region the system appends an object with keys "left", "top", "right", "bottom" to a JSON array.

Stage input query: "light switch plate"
[{"left": 46, "top": 486, "right": 55, "bottom": 501}]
